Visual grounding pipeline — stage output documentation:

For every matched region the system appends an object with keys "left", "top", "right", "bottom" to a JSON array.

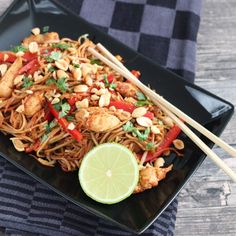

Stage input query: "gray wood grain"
[
  {"left": 0, "top": 0, "right": 235, "bottom": 235},
  {"left": 175, "top": 0, "right": 236, "bottom": 235}
]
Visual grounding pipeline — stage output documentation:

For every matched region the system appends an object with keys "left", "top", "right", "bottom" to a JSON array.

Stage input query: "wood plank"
[
  {"left": 0, "top": 0, "right": 13, "bottom": 16},
  {"left": 176, "top": 0, "right": 236, "bottom": 235},
  {"left": 175, "top": 206, "right": 236, "bottom": 236}
]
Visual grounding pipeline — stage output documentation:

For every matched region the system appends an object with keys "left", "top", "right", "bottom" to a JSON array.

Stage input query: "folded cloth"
[{"left": 0, "top": 0, "right": 201, "bottom": 235}]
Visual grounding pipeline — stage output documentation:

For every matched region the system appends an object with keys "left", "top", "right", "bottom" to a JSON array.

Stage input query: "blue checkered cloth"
[{"left": 0, "top": 0, "right": 201, "bottom": 235}]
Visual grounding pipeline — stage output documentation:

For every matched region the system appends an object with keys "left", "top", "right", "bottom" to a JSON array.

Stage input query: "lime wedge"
[{"left": 79, "top": 143, "right": 139, "bottom": 204}]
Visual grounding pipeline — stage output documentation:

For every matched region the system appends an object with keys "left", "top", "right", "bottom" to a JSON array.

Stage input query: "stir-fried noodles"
[{"left": 0, "top": 28, "right": 184, "bottom": 193}]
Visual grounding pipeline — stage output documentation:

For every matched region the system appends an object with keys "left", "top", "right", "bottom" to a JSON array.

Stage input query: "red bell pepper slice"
[
  {"left": 107, "top": 75, "right": 114, "bottom": 83},
  {"left": 44, "top": 108, "right": 54, "bottom": 122},
  {"left": 131, "top": 70, "right": 141, "bottom": 79},
  {"left": 25, "top": 140, "right": 40, "bottom": 153},
  {"left": 144, "top": 124, "right": 182, "bottom": 163},
  {"left": 28, "top": 60, "right": 40, "bottom": 75},
  {"left": 108, "top": 101, "right": 136, "bottom": 113},
  {"left": 108, "top": 100, "right": 154, "bottom": 119},
  {"left": 22, "top": 52, "right": 37, "bottom": 62},
  {"left": 0, "top": 52, "right": 16, "bottom": 63},
  {"left": 144, "top": 111, "right": 154, "bottom": 120},
  {"left": 18, "top": 58, "right": 40, "bottom": 75},
  {"left": 47, "top": 102, "right": 83, "bottom": 142},
  {"left": 68, "top": 97, "right": 78, "bottom": 106}
]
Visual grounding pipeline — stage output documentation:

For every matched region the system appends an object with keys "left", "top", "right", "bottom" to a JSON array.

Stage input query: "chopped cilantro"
[
  {"left": 73, "top": 64, "right": 80, "bottom": 68},
  {"left": 103, "top": 75, "right": 116, "bottom": 89},
  {"left": 136, "top": 91, "right": 147, "bottom": 101},
  {"left": 45, "top": 120, "right": 57, "bottom": 133},
  {"left": 45, "top": 51, "right": 61, "bottom": 62},
  {"left": 66, "top": 115, "right": 74, "bottom": 122},
  {"left": 53, "top": 100, "right": 62, "bottom": 111},
  {"left": 109, "top": 82, "right": 117, "bottom": 89},
  {"left": 41, "top": 120, "right": 57, "bottom": 143},
  {"left": 22, "top": 76, "right": 33, "bottom": 88},
  {"left": 59, "top": 102, "right": 71, "bottom": 118},
  {"left": 45, "top": 56, "right": 53, "bottom": 63},
  {"left": 48, "top": 66, "right": 56, "bottom": 72},
  {"left": 90, "top": 58, "right": 101, "bottom": 65},
  {"left": 45, "top": 77, "right": 68, "bottom": 93},
  {"left": 135, "top": 100, "right": 152, "bottom": 107},
  {"left": 42, "top": 26, "right": 50, "bottom": 33},
  {"left": 123, "top": 121, "right": 150, "bottom": 141},
  {"left": 11, "top": 45, "right": 27, "bottom": 53},
  {"left": 146, "top": 142, "right": 155, "bottom": 150},
  {"left": 132, "top": 127, "right": 150, "bottom": 141},
  {"left": 45, "top": 78, "right": 56, "bottom": 85},
  {"left": 50, "top": 51, "right": 61, "bottom": 61},
  {"left": 52, "top": 43, "right": 70, "bottom": 51},
  {"left": 41, "top": 134, "right": 48, "bottom": 143},
  {"left": 57, "top": 77, "right": 68, "bottom": 93},
  {"left": 135, "top": 91, "right": 152, "bottom": 106},
  {"left": 123, "top": 121, "right": 134, "bottom": 132},
  {"left": 103, "top": 75, "right": 109, "bottom": 86}
]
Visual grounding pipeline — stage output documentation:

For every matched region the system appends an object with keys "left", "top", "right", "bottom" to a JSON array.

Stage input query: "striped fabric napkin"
[{"left": 0, "top": 0, "right": 202, "bottom": 235}]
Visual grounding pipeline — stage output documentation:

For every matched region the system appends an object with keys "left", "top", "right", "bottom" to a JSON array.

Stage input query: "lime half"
[{"left": 79, "top": 143, "right": 139, "bottom": 204}]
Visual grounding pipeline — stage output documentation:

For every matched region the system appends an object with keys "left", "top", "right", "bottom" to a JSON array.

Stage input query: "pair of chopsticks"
[{"left": 88, "top": 44, "right": 236, "bottom": 182}]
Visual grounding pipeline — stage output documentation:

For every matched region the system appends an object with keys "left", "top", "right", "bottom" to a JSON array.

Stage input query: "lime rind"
[{"left": 79, "top": 143, "right": 139, "bottom": 204}]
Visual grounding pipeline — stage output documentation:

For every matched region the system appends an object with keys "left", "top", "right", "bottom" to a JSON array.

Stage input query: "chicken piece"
[
  {"left": 86, "top": 113, "right": 120, "bottom": 132},
  {"left": 134, "top": 164, "right": 173, "bottom": 193},
  {"left": 116, "top": 81, "right": 139, "bottom": 98},
  {"left": 0, "top": 111, "right": 4, "bottom": 127},
  {"left": 156, "top": 165, "right": 172, "bottom": 180},
  {"left": 22, "top": 32, "right": 59, "bottom": 46},
  {"left": 75, "top": 109, "right": 90, "bottom": 124},
  {"left": 114, "top": 110, "right": 131, "bottom": 121},
  {"left": 0, "top": 57, "right": 22, "bottom": 98},
  {"left": 23, "top": 92, "right": 44, "bottom": 117}
]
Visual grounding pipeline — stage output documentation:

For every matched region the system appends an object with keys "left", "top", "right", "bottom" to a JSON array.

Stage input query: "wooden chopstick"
[
  {"left": 96, "top": 43, "right": 236, "bottom": 158},
  {"left": 88, "top": 45, "right": 236, "bottom": 182}
]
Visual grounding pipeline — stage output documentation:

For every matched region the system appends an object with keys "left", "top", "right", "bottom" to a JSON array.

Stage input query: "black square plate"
[{"left": 0, "top": 0, "right": 234, "bottom": 234}]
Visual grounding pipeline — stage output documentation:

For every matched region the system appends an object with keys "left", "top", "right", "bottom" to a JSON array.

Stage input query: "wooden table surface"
[
  {"left": 0, "top": 0, "right": 235, "bottom": 235},
  {"left": 175, "top": 0, "right": 236, "bottom": 235}
]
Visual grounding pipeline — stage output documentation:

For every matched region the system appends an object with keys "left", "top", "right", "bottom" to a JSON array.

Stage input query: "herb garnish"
[
  {"left": 136, "top": 91, "right": 147, "bottom": 101},
  {"left": 91, "top": 58, "right": 101, "bottom": 65},
  {"left": 135, "top": 100, "right": 152, "bottom": 106},
  {"left": 57, "top": 77, "right": 68, "bottom": 93},
  {"left": 104, "top": 75, "right": 109, "bottom": 87},
  {"left": 41, "top": 120, "right": 57, "bottom": 143},
  {"left": 66, "top": 115, "right": 74, "bottom": 122},
  {"left": 103, "top": 75, "right": 117, "bottom": 89},
  {"left": 42, "top": 26, "right": 50, "bottom": 33},
  {"left": 52, "top": 43, "right": 70, "bottom": 51},
  {"left": 59, "top": 102, "right": 71, "bottom": 118},
  {"left": 41, "top": 134, "right": 48, "bottom": 143},
  {"left": 73, "top": 64, "right": 80, "bottom": 68},
  {"left": 22, "top": 76, "right": 34, "bottom": 88},
  {"left": 51, "top": 100, "right": 71, "bottom": 118},
  {"left": 123, "top": 121, "right": 150, "bottom": 141},
  {"left": 146, "top": 142, "right": 155, "bottom": 150},
  {"left": 135, "top": 91, "right": 153, "bottom": 106},
  {"left": 46, "top": 77, "right": 68, "bottom": 93},
  {"left": 45, "top": 120, "right": 57, "bottom": 133},
  {"left": 109, "top": 82, "right": 117, "bottom": 89},
  {"left": 48, "top": 66, "right": 56, "bottom": 72},
  {"left": 11, "top": 45, "right": 27, "bottom": 53},
  {"left": 45, "top": 51, "right": 61, "bottom": 62}
]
